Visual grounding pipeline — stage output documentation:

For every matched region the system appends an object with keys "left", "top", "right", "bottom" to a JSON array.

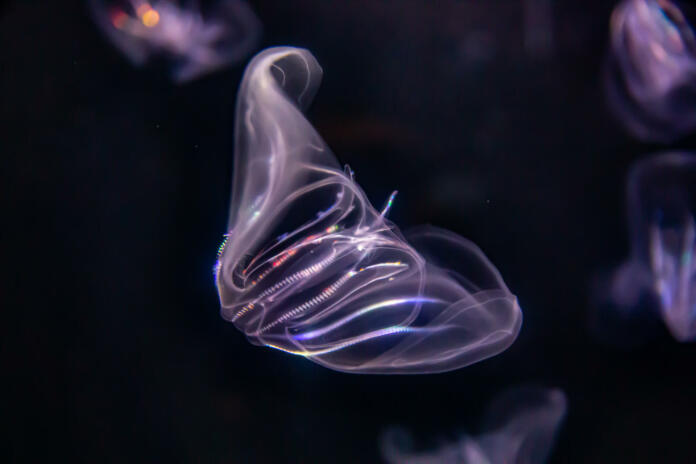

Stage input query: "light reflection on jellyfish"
[
  {"left": 381, "top": 386, "right": 567, "bottom": 464},
  {"left": 89, "top": 0, "right": 261, "bottom": 82},
  {"left": 214, "top": 47, "right": 522, "bottom": 374},
  {"left": 605, "top": 0, "right": 696, "bottom": 142},
  {"left": 607, "top": 152, "right": 696, "bottom": 342}
]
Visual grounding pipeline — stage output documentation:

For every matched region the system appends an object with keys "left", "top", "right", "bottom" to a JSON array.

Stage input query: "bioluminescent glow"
[
  {"left": 214, "top": 47, "right": 522, "bottom": 374},
  {"left": 608, "top": 152, "right": 696, "bottom": 342},
  {"left": 606, "top": 0, "right": 696, "bottom": 142},
  {"left": 89, "top": 0, "right": 261, "bottom": 83},
  {"left": 381, "top": 386, "right": 567, "bottom": 464}
]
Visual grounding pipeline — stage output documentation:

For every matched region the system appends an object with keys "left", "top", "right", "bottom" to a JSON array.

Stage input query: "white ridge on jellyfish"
[
  {"left": 607, "top": 152, "right": 696, "bottom": 342},
  {"left": 605, "top": 0, "right": 696, "bottom": 142},
  {"left": 89, "top": 0, "right": 261, "bottom": 83},
  {"left": 380, "top": 386, "right": 567, "bottom": 464},
  {"left": 214, "top": 47, "right": 522, "bottom": 374}
]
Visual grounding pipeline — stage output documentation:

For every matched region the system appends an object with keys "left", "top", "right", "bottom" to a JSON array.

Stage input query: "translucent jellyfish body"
[
  {"left": 606, "top": 0, "right": 696, "bottom": 142},
  {"left": 381, "top": 387, "right": 567, "bottom": 464},
  {"left": 609, "top": 153, "right": 696, "bottom": 342},
  {"left": 89, "top": 0, "right": 261, "bottom": 82},
  {"left": 214, "top": 47, "right": 522, "bottom": 374}
]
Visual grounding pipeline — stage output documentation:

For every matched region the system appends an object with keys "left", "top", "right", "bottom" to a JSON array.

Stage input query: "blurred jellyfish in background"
[
  {"left": 89, "top": 0, "right": 261, "bottom": 83},
  {"left": 606, "top": 153, "right": 696, "bottom": 342},
  {"left": 380, "top": 386, "right": 567, "bottom": 464},
  {"left": 523, "top": 0, "right": 555, "bottom": 59},
  {"left": 605, "top": 0, "right": 696, "bottom": 142},
  {"left": 214, "top": 47, "right": 522, "bottom": 374}
]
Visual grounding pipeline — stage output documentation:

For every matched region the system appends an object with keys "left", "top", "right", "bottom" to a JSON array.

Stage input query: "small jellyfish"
[
  {"left": 89, "top": 0, "right": 261, "bottom": 82},
  {"left": 381, "top": 386, "right": 567, "bottom": 464},
  {"left": 214, "top": 47, "right": 522, "bottom": 374},
  {"left": 607, "top": 152, "right": 696, "bottom": 342},
  {"left": 605, "top": 0, "right": 696, "bottom": 142}
]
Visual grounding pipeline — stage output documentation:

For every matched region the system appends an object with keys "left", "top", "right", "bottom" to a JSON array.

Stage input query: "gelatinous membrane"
[
  {"left": 606, "top": 0, "right": 696, "bottom": 142},
  {"left": 609, "top": 152, "right": 696, "bottom": 342},
  {"left": 89, "top": 0, "right": 261, "bottom": 82},
  {"left": 381, "top": 386, "right": 567, "bottom": 464},
  {"left": 214, "top": 47, "right": 522, "bottom": 374}
]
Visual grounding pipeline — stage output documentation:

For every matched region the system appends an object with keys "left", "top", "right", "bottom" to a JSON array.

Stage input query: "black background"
[{"left": 4, "top": 0, "right": 696, "bottom": 462}]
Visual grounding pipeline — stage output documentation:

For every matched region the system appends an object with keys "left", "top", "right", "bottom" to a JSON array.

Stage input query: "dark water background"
[{"left": 4, "top": 0, "right": 696, "bottom": 462}]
